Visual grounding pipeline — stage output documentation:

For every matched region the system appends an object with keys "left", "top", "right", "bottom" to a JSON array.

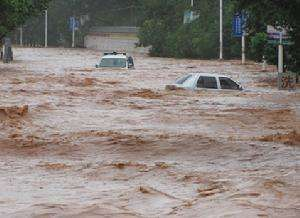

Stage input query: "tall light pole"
[
  {"left": 45, "top": 10, "right": 48, "bottom": 47},
  {"left": 219, "top": 0, "right": 223, "bottom": 60},
  {"left": 191, "top": 0, "right": 194, "bottom": 7},
  {"left": 72, "top": 18, "right": 75, "bottom": 48},
  {"left": 19, "top": 26, "right": 23, "bottom": 46},
  {"left": 278, "top": 32, "right": 284, "bottom": 73},
  {"left": 72, "top": 0, "right": 76, "bottom": 48}
]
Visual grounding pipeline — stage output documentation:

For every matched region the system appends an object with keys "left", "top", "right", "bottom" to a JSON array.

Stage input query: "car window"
[
  {"left": 176, "top": 75, "right": 192, "bottom": 84},
  {"left": 219, "top": 77, "right": 239, "bottom": 90},
  {"left": 100, "top": 58, "right": 126, "bottom": 68},
  {"left": 197, "top": 76, "right": 218, "bottom": 89}
]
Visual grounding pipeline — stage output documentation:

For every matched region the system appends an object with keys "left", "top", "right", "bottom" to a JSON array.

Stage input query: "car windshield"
[
  {"left": 100, "top": 58, "right": 126, "bottom": 68},
  {"left": 176, "top": 75, "right": 192, "bottom": 84}
]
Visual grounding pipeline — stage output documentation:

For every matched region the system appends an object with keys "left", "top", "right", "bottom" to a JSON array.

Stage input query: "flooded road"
[{"left": 0, "top": 48, "right": 299, "bottom": 217}]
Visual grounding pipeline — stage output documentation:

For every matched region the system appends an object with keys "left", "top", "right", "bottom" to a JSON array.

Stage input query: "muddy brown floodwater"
[{"left": 0, "top": 48, "right": 299, "bottom": 218}]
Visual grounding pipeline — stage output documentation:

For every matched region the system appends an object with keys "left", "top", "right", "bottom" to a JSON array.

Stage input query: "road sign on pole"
[
  {"left": 232, "top": 13, "right": 246, "bottom": 37},
  {"left": 183, "top": 11, "right": 199, "bottom": 24},
  {"left": 267, "top": 26, "right": 292, "bottom": 73},
  {"left": 69, "top": 17, "right": 75, "bottom": 31},
  {"left": 267, "top": 25, "right": 292, "bottom": 45},
  {"left": 69, "top": 17, "right": 79, "bottom": 48},
  {"left": 233, "top": 12, "right": 247, "bottom": 64}
]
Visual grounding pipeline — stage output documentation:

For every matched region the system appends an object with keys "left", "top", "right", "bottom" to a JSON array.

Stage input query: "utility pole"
[
  {"left": 278, "top": 32, "right": 284, "bottom": 73},
  {"left": 191, "top": 0, "right": 194, "bottom": 7},
  {"left": 72, "top": 0, "right": 76, "bottom": 48},
  {"left": 72, "top": 17, "right": 75, "bottom": 48},
  {"left": 219, "top": 0, "right": 223, "bottom": 60},
  {"left": 19, "top": 26, "right": 23, "bottom": 46},
  {"left": 242, "top": 31, "right": 246, "bottom": 64},
  {"left": 45, "top": 10, "right": 48, "bottom": 47}
]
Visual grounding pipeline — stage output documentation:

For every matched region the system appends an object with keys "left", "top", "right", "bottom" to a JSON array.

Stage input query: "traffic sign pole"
[
  {"left": 19, "top": 26, "right": 23, "bottom": 46},
  {"left": 242, "top": 33, "right": 245, "bottom": 64},
  {"left": 72, "top": 17, "right": 75, "bottom": 48},
  {"left": 233, "top": 13, "right": 246, "bottom": 64},
  {"left": 278, "top": 32, "right": 284, "bottom": 73}
]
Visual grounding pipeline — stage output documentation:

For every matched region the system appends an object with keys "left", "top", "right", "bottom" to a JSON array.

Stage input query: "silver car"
[
  {"left": 95, "top": 52, "right": 134, "bottom": 69},
  {"left": 167, "top": 73, "right": 243, "bottom": 90}
]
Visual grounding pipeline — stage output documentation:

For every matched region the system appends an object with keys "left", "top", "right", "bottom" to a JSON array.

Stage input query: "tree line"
[{"left": 0, "top": 0, "right": 50, "bottom": 42}]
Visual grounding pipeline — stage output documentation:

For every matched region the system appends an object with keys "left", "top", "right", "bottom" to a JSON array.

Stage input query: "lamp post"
[
  {"left": 72, "top": 0, "right": 76, "bottom": 48},
  {"left": 219, "top": 0, "right": 223, "bottom": 60},
  {"left": 278, "top": 32, "right": 284, "bottom": 73},
  {"left": 19, "top": 26, "right": 23, "bottom": 46},
  {"left": 45, "top": 10, "right": 48, "bottom": 47}
]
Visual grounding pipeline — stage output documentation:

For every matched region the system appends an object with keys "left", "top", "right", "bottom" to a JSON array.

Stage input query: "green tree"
[
  {"left": 137, "top": 0, "right": 186, "bottom": 56},
  {"left": 138, "top": 0, "right": 240, "bottom": 59},
  {"left": 234, "top": 0, "right": 300, "bottom": 71},
  {"left": 0, "top": 0, "right": 50, "bottom": 42}
]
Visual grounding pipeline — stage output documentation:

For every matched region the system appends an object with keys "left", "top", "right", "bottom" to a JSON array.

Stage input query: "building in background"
[{"left": 84, "top": 26, "right": 148, "bottom": 53}]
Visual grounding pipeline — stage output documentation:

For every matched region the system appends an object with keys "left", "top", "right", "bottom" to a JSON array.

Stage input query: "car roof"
[
  {"left": 189, "top": 72, "right": 231, "bottom": 78},
  {"left": 102, "top": 54, "right": 127, "bottom": 59}
]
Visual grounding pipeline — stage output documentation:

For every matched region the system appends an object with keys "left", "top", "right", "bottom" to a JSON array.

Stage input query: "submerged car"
[
  {"left": 95, "top": 52, "right": 134, "bottom": 69},
  {"left": 167, "top": 73, "right": 243, "bottom": 91}
]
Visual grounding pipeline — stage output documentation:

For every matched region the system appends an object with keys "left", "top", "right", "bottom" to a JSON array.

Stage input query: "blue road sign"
[
  {"left": 233, "top": 13, "right": 246, "bottom": 37},
  {"left": 69, "top": 17, "right": 79, "bottom": 31},
  {"left": 69, "top": 17, "right": 75, "bottom": 31}
]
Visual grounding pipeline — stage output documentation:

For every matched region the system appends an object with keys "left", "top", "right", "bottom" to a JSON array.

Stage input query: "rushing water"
[{"left": 0, "top": 48, "right": 299, "bottom": 217}]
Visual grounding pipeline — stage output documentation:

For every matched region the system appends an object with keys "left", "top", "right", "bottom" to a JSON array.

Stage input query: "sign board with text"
[
  {"left": 232, "top": 13, "right": 246, "bottom": 37},
  {"left": 183, "top": 10, "right": 200, "bottom": 24},
  {"left": 267, "top": 25, "right": 292, "bottom": 45},
  {"left": 69, "top": 17, "right": 80, "bottom": 31}
]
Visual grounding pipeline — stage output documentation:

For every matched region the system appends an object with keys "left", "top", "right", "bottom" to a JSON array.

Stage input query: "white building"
[{"left": 84, "top": 26, "right": 148, "bottom": 53}]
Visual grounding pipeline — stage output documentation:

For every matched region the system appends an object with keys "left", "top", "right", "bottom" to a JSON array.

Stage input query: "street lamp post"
[
  {"left": 72, "top": 18, "right": 75, "bottom": 48},
  {"left": 20, "top": 26, "right": 23, "bottom": 46},
  {"left": 278, "top": 32, "right": 284, "bottom": 73},
  {"left": 45, "top": 10, "right": 48, "bottom": 47},
  {"left": 219, "top": 0, "right": 223, "bottom": 60},
  {"left": 72, "top": 0, "right": 76, "bottom": 48}
]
